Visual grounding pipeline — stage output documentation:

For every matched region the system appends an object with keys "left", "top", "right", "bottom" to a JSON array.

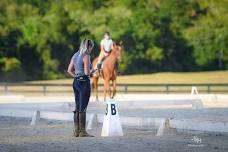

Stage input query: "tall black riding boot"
[
  {"left": 97, "top": 63, "right": 102, "bottom": 70},
  {"left": 79, "top": 112, "right": 94, "bottom": 137},
  {"left": 73, "top": 111, "right": 79, "bottom": 137}
]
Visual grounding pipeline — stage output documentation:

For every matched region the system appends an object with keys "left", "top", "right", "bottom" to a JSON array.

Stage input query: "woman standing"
[{"left": 67, "top": 39, "right": 94, "bottom": 137}]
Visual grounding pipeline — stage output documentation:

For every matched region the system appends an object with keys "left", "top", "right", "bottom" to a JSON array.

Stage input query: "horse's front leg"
[
  {"left": 106, "top": 80, "right": 111, "bottom": 100},
  {"left": 111, "top": 79, "right": 116, "bottom": 99},
  {"left": 104, "top": 79, "right": 111, "bottom": 101}
]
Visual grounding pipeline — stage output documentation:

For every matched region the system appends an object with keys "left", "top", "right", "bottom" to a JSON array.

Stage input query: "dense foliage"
[{"left": 0, "top": 0, "right": 227, "bottom": 81}]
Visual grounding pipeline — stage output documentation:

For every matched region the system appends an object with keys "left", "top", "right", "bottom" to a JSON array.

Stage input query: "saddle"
[
  {"left": 92, "top": 52, "right": 111, "bottom": 77},
  {"left": 91, "top": 59, "right": 105, "bottom": 77}
]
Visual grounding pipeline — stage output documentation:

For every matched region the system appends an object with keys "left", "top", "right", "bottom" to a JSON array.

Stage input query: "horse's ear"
[{"left": 115, "top": 41, "right": 123, "bottom": 46}]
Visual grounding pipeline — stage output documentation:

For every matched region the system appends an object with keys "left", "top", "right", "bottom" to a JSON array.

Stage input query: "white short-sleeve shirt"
[{"left": 101, "top": 38, "right": 113, "bottom": 52}]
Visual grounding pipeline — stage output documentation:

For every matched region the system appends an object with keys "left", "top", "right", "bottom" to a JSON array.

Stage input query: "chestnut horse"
[{"left": 91, "top": 42, "right": 124, "bottom": 101}]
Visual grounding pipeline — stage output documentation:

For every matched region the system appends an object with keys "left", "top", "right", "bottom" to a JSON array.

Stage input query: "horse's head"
[{"left": 113, "top": 41, "right": 124, "bottom": 62}]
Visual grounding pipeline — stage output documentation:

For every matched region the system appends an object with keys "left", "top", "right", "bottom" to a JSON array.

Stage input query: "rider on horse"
[{"left": 96, "top": 31, "right": 114, "bottom": 70}]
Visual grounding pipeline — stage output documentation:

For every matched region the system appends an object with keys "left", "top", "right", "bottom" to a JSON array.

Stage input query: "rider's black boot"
[{"left": 97, "top": 63, "right": 102, "bottom": 70}]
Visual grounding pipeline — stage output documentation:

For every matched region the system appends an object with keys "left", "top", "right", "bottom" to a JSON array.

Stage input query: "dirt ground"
[{"left": 0, "top": 116, "right": 228, "bottom": 152}]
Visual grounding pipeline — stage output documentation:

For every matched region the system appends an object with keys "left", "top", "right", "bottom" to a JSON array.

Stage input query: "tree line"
[{"left": 0, "top": 0, "right": 227, "bottom": 81}]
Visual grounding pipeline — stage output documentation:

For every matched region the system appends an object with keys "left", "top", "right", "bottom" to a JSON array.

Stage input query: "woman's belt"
[{"left": 75, "top": 74, "right": 89, "bottom": 81}]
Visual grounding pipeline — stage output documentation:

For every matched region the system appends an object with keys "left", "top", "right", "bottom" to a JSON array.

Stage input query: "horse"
[{"left": 91, "top": 41, "right": 124, "bottom": 101}]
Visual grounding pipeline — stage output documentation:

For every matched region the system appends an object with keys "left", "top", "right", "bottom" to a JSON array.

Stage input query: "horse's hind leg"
[
  {"left": 95, "top": 79, "right": 99, "bottom": 102},
  {"left": 107, "top": 80, "right": 111, "bottom": 100},
  {"left": 92, "top": 77, "right": 99, "bottom": 102},
  {"left": 96, "top": 78, "right": 100, "bottom": 102}
]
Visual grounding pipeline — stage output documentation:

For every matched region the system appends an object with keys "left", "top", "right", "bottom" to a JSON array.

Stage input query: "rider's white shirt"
[{"left": 101, "top": 38, "right": 113, "bottom": 52}]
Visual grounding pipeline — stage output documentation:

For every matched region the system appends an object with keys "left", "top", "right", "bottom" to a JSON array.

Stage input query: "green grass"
[{"left": 29, "top": 70, "right": 228, "bottom": 84}]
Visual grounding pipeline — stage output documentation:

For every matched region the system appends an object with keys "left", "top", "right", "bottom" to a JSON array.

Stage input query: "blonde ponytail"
[{"left": 79, "top": 38, "right": 94, "bottom": 54}]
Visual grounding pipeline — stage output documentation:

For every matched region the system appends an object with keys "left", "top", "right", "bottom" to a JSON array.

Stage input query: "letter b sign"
[
  {"left": 105, "top": 103, "right": 117, "bottom": 115},
  {"left": 111, "top": 104, "right": 116, "bottom": 115}
]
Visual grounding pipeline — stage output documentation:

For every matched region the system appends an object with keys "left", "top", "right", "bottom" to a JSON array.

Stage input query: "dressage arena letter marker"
[
  {"left": 101, "top": 99, "right": 123, "bottom": 136},
  {"left": 191, "top": 86, "right": 198, "bottom": 95},
  {"left": 191, "top": 86, "right": 203, "bottom": 109},
  {"left": 111, "top": 104, "right": 116, "bottom": 115},
  {"left": 105, "top": 103, "right": 116, "bottom": 115},
  {"left": 30, "top": 110, "right": 40, "bottom": 125}
]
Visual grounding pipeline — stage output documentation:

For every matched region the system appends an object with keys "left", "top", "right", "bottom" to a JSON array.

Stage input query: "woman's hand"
[{"left": 67, "top": 60, "right": 76, "bottom": 77}]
